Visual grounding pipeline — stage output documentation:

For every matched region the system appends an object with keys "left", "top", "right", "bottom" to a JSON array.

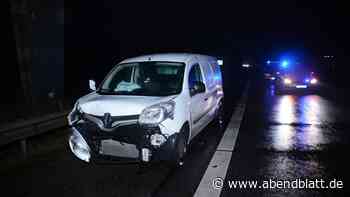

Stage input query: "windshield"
[{"left": 98, "top": 61, "right": 185, "bottom": 96}]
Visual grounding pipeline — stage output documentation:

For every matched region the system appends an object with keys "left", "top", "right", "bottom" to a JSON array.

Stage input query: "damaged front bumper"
[{"left": 68, "top": 118, "right": 179, "bottom": 164}]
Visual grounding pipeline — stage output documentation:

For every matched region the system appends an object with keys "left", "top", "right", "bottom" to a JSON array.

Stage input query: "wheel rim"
[{"left": 183, "top": 142, "right": 187, "bottom": 154}]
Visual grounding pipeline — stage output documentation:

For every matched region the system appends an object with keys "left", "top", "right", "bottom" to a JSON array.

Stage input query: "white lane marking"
[
  {"left": 217, "top": 103, "right": 246, "bottom": 152},
  {"left": 194, "top": 85, "right": 249, "bottom": 197}
]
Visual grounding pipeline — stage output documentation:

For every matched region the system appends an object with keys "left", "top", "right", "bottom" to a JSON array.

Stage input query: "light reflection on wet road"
[
  {"left": 263, "top": 91, "right": 337, "bottom": 181},
  {"left": 269, "top": 94, "right": 338, "bottom": 151},
  {"left": 265, "top": 84, "right": 350, "bottom": 194}
]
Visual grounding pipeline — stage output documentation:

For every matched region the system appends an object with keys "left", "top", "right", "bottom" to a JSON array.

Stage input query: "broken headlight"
[
  {"left": 69, "top": 128, "right": 91, "bottom": 162},
  {"left": 150, "top": 133, "right": 167, "bottom": 147}
]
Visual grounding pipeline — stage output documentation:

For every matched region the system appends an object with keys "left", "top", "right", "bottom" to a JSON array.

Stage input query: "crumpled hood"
[{"left": 77, "top": 92, "right": 176, "bottom": 116}]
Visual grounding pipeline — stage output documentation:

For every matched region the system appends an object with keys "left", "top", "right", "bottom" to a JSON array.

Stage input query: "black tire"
[{"left": 168, "top": 130, "right": 187, "bottom": 168}]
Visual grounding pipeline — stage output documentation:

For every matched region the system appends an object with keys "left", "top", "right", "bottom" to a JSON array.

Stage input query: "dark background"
[
  {"left": 64, "top": 1, "right": 350, "bottom": 96},
  {"left": 3, "top": 1, "right": 350, "bottom": 115}
]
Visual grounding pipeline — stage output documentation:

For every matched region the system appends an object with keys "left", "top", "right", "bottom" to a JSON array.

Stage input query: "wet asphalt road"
[
  {"left": 1, "top": 77, "right": 349, "bottom": 197},
  {"left": 221, "top": 79, "right": 350, "bottom": 196}
]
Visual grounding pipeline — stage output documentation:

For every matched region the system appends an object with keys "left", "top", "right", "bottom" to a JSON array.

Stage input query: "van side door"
[{"left": 188, "top": 63, "right": 207, "bottom": 138}]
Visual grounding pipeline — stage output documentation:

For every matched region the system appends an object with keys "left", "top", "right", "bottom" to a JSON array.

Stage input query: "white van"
[{"left": 67, "top": 53, "right": 224, "bottom": 166}]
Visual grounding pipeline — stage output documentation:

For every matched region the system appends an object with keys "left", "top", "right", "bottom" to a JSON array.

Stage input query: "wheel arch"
[{"left": 180, "top": 121, "right": 190, "bottom": 145}]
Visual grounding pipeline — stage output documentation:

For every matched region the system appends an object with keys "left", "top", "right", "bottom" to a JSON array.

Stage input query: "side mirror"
[
  {"left": 190, "top": 81, "right": 206, "bottom": 96},
  {"left": 89, "top": 79, "right": 96, "bottom": 91}
]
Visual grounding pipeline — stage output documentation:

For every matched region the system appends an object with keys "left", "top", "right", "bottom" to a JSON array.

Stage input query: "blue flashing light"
[
  {"left": 214, "top": 75, "right": 221, "bottom": 81},
  {"left": 266, "top": 60, "right": 271, "bottom": 65},
  {"left": 281, "top": 60, "right": 289, "bottom": 68}
]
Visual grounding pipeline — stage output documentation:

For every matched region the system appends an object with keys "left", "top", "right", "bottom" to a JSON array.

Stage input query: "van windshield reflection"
[{"left": 97, "top": 62, "right": 185, "bottom": 96}]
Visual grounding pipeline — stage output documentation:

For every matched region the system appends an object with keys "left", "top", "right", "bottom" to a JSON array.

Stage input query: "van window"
[
  {"left": 188, "top": 64, "right": 204, "bottom": 89},
  {"left": 98, "top": 62, "right": 185, "bottom": 96},
  {"left": 202, "top": 62, "right": 214, "bottom": 87},
  {"left": 211, "top": 62, "right": 222, "bottom": 83}
]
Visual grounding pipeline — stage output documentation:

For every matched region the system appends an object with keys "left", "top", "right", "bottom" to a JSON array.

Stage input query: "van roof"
[{"left": 119, "top": 53, "right": 216, "bottom": 65}]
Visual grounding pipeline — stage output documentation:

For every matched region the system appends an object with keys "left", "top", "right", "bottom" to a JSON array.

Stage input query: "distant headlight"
[
  {"left": 310, "top": 78, "right": 318, "bottom": 84},
  {"left": 139, "top": 101, "right": 175, "bottom": 125},
  {"left": 284, "top": 78, "right": 292, "bottom": 84}
]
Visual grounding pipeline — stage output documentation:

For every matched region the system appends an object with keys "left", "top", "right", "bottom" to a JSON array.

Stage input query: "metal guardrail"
[{"left": 0, "top": 111, "right": 69, "bottom": 157}]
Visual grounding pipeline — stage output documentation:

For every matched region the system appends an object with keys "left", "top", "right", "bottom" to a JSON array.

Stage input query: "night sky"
[{"left": 63, "top": 1, "right": 349, "bottom": 96}]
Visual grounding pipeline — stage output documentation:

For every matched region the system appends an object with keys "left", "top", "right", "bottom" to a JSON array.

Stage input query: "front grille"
[
  {"left": 91, "top": 114, "right": 139, "bottom": 122},
  {"left": 74, "top": 121, "right": 156, "bottom": 147},
  {"left": 81, "top": 113, "right": 139, "bottom": 131}
]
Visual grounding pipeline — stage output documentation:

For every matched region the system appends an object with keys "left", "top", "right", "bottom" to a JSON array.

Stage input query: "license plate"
[
  {"left": 296, "top": 85, "right": 307, "bottom": 88},
  {"left": 101, "top": 139, "right": 139, "bottom": 158}
]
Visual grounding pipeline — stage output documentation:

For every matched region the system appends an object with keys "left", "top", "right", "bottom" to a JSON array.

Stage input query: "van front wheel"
[{"left": 168, "top": 132, "right": 187, "bottom": 168}]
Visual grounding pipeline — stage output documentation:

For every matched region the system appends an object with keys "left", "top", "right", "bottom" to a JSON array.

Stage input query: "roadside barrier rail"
[{"left": 0, "top": 111, "right": 69, "bottom": 157}]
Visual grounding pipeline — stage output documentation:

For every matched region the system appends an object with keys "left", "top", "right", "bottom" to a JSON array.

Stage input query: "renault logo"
[{"left": 103, "top": 113, "right": 112, "bottom": 128}]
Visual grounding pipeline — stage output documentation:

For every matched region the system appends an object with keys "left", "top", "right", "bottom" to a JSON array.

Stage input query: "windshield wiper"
[
  {"left": 113, "top": 91, "right": 137, "bottom": 95},
  {"left": 97, "top": 89, "right": 116, "bottom": 95},
  {"left": 97, "top": 89, "right": 139, "bottom": 95}
]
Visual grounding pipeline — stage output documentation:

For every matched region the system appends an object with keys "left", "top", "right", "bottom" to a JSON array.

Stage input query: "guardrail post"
[{"left": 20, "top": 139, "right": 27, "bottom": 158}]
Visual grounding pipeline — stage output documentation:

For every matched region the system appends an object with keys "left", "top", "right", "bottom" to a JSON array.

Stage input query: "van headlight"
[
  {"left": 139, "top": 101, "right": 175, "bottom": 125},
  {"left": 284, "top": 78, "right": 292, "bottom": 84},
  {"left": 310, "top": 78, "right": 318, "bottom": 84},
  {"left": 69, "top": 128, "right": 90, "bottom": 162}
]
